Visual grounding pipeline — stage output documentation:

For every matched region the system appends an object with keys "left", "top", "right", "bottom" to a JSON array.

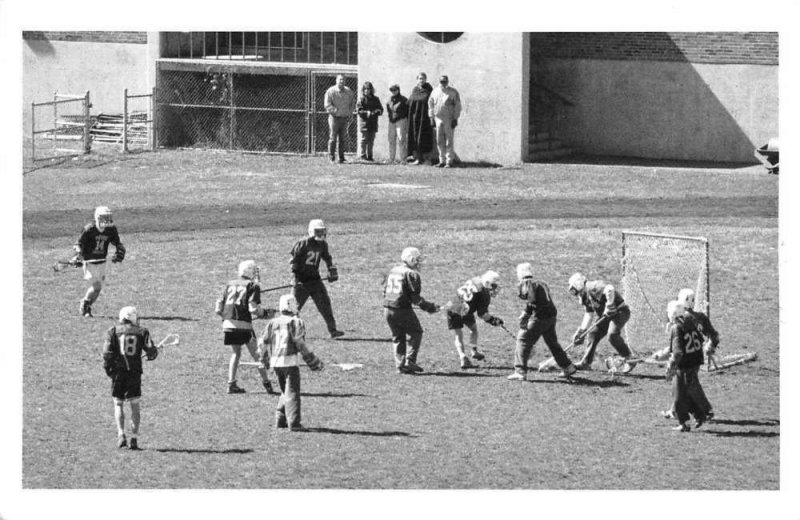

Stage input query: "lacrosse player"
[
  {"left": 446, "top": 271, "right": 504, "bottom": 369},
  {"left": 383, "top": 247, "right": 440, "bottom": 373},
  {"left": 660, "top": 288, "right": 718, "bottom": 421},
  {"left": 102, "top": 306, "right": 158, "bottom": 450},
  {"left": 215, "top": 260, "right": 277, "bottom": 395},
  {"left": 289, "top": 219, "right": 345, "bottom": 339},
  {"left": 568, "top": 272, "right": 637, "bottom": 373},
  {"left": 664, "top": 300, "right": 710, "bottom": 432},
  {"left": 259, "top": 294, "right": 324, "bottom": 431},
  {"left": 508, "top": 263, "right": 578, "bottom": 381},
  {"left": 74, "top": 206, "right": 126, "bottom": 317}
]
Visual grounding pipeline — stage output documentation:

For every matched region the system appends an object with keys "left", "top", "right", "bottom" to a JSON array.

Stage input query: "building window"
[{"left": 417, "top": 32, "right": 464, "bottom": 44}]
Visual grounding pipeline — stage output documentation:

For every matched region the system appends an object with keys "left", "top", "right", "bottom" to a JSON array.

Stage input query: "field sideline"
[{"left": 16, "top": 150, "right": 782, "bottom": 505}]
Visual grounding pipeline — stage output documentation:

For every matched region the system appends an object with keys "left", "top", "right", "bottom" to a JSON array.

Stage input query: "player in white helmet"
[
  {"left": 382, "top": 247, "right": 440, "bottom": 373},
  {"left": 446, "top": 270, "right": 504, "bottom": 369},
  {"left": 508, "top": 263, "right": 577, "bottom": 380},
  {"left": 568, "top": 272, "right": 637, "bottom": 373},
  {"left": 102, "top": 306, "right": 159, "bottom": 450},
  {"left": 73, "top": 206, "right": 126, "bottom": 317},
  {"left": 215, "top": 260, "right": 277, "bottom": 394},
  {"left": 259, "top": 294, "right": 324, "bottom": 431},
  {"left": 289, "top": 219, "right": 345, "bottom": 338}
]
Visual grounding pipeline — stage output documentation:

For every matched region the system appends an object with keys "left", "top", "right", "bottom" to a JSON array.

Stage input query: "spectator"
[
  {"left": 385, "top": 84, "right": 409, "bottom": 164},
  {"left": 323, "top": 74, "right": 356, "bottom": 164},
  {"left": 356, "top": 81, "right": 383, "bottom": 162},
  {"left": 407, "top": 72, "right": 434, "bottom": 165},
  {"left": 428, "top": 75, "right": 462, "bottom": 168}
]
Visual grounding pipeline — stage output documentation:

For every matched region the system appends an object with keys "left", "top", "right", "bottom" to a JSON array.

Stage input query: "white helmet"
[
  {"left": 94, "top": 206, "right": 113, "bottom": 231},
  {"left": 118, "top": 305, "right": 138, "bottom": 324},
  {"left": 480, "top": 270, "right": 501, "bottom": 296},
  {"left": 279, "top": 293, "right": 298, "bottom": 315},
  {"left": 667, "top": 300, "right": 685, "bottom": 323},
  {"left": 677, "top": 288, "right": 695, "bottom": 309},
  {"left": 401, "top": 247, "right": 424, "bottom": 269},
  {"left": 238, "top": 260, "right": 257, "bottom": 279},
  {"left": 568, "top": 273, "right": 587, "bottom": 296},
  {"left": 308, "top": 219, "right": 327, "bottom": 241},
  {"left": 516, "top": 262, "right": 534, "bottom": 282}
]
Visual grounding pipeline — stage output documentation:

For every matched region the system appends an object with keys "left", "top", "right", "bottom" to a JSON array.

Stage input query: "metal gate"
[{"left": 156, "top": 62, "right": 356, "bottom": 155}]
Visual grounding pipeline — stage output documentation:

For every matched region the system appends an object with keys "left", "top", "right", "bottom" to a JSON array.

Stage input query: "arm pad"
[{"left": 328, "top": 265, "right": 339, "bottom": 282}]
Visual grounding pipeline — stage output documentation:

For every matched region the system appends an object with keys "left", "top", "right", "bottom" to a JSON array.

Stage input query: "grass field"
[{"left": 19, "top": 149, "right": 779, "bottom": 492}]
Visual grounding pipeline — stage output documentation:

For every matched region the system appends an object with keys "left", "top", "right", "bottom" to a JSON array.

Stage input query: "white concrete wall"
[
  {"left": 539, "top": 59, "right": 778, "bottom": 163},
  {"left": 358, "top": 33, "right": 528, "bottom": 165},
  {"left": 22, "top": 39, "right": 151, "bottom": 133}
]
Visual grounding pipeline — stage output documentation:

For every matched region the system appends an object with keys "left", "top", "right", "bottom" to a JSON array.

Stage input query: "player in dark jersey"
[
  {"left": 73, "top": 206, "right": 126, "bottom": 317},
  {"left": 508, "top": 263, "right": 578, "bottom": 381},
  {"left": 664, "top": 300, "right": 710, "bottom": 432},
  {"left": 446, "top": 271, "right": 504, "bottom": 369},
  {"left": 289, "top": 219, "right": 344, "bottom": 339},
  {"left": 382, "top": 247, "right": 440, "bottom": 373},
  {"left": 568, "top": 272, "right": 637, "bottom": 373},
  {"left": 215, "top": 260, "right": 277, "bottom": 394},
  {"left": 102, "top": 306, "right": 158, "bottom": 450}
]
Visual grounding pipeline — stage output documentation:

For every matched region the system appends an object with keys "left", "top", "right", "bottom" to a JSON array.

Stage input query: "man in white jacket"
[{"left": 428, "top": 75, "right": 462, "bottom": 168}]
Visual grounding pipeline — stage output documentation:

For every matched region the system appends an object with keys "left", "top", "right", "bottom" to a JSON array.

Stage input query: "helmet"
[
  {"left": 119, "top": 305, "right": 138, "bottom": 324},
  {"left": 279, "top": 293, "right": 298, "bottom": 315},
  {"left": 677, "top": 288, "right": 695, "bottom": 309},
  {"left": 667, "top": 300, "right": 684, "bottom": 323},
  {"left": 308, "top": 219, "right": 327, "bottom": 241},
  {"left": 568, "top": 273, "right": 587, "bottom": 296},
  {"left": 94, "top": 206, "right": 113, "bottom": 231},
  {"left": 480, "top": 270, "right": 501, "bottom": 296},
  {"left": 401, "top": 247, "right": 424, "bottom": 269},
  {"left": 238, "top": 260, "right": 257, "bottom": 279},
  {"left": 516, "top": 262, "right": 534, "bottom": 282}
]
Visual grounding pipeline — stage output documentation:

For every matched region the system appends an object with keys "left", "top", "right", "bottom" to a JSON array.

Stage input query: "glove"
[
  {"left": 451, "top": 119, "right": 458, "bottom": 129},
  {"left": 665, "top": 365, "right": 677, "bottom": 382},
  {"left": 112, "top": 245, "right": 126, "bottom": 263},
  {"left": 703, "top": 339, "right": 718, "bottom": 357},
  {"left": 145, "top": 347, "right": 159, "bottom": 361},
  {"left": 328, "top": 265, "right": 339, "bottom": 283},
  {"left": 431, "top": 120, "right": 436, "bottom": 128},
  {"left": 103, "top": 364, "right": 117, "bottom": 377},
  {"left": 303, "top": 352, "right": 323, "bottom": 371},
  {"left": 70, "top": 253, "right": 83, "bottom": 267},
  {"left": 572, "top": 328, "right": 586, "bottom": 346},
  {"left": 487, "top": 316, "right": 504, "bottom": 327}
]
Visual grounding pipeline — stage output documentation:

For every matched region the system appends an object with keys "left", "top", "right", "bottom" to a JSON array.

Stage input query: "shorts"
[
  {"left": 447, "top": 311, "right": 476, "bottom": 330},
  {"left": 83, "top": 261, "right": 107, "bottom": 282},
  {"left": 224, "top": 329, "right": 255, "bottom": 345},
  {"left": 111, "top": 372, "right": 142, "bottom": 401}
]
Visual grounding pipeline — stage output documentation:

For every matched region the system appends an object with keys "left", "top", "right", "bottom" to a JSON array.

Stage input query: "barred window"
[{"left": 417, "top": 32, "right": 464, "bottom": 44}]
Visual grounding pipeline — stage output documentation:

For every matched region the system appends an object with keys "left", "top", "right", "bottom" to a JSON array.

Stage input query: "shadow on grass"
[
  {"left": 711, "top": 418, "right": 779, "bottom": 427},
  {"left": 705, "top": 430, "right": 779, "bottom": 438},
  {"left": 140, "top": 316, "right": 200, "bottom": 322},
  {"left": 418, "top": 371, "right": 496, "bottom": 378},
  {"left": 301, "top": 427, "right": 415, "bottom": 437},
  {"left": 153, "top": 448, "right": 254, "bottom": 454},
  {"left": 331, "top": 337, "right": 393, "bottom": 343},
  {"left": 532, "top": 376, "right": 629, "bottom": 388},
  {"left": 303, "top": 392, "right": 374, "bottom": 398}
]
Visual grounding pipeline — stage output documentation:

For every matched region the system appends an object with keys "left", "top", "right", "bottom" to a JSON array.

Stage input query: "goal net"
[{"left": 621, "top": 231, "right": 709, "bottom": 357}]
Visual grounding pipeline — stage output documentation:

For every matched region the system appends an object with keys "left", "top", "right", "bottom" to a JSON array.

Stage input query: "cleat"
[
  {"left": 574, "top": 361, "right": 592, "bottom": 371},
  {"left": 560, "top": 364, "right": 577, "bottom": 378},
  {"left": 471, "top": 350, "right": 485, "bottom": 361},
  {"left": 129, "top": 437, "right": 140, "bottom": 450},
  {"left": 706, "top": 410, "right": 715, "bottom": 422},
  {"left": 436, "top": 162, "right": 445, "bottom": 168},
  {"left": 396, "top": 366, "right": 412, "bottom": 374},
  {"left": 444, "top": 163, "right": 452, "bottom": 168},
  {"left": 694, "top": 414, "right": 707, "bottom": 429},
  {"left": 330, "top": 330, "right": 345, "bottom": 339},
  {"left": 117, "top": 434, "right": 127, "bottom": 448},
  {"left": 288, "top": 423, "right": 306, "bottom": 432},
  {"left": 460, "top": 357, "right": 475, "bottom": 369},
  {"left": 337, "top": 159, "right": 347, "bottom": 164},
  {"left": 507, "top": 372, "right": 526, "bottom": 381},
  {"left": 661, "top": 409, "right": 677, "bottom": 420},
  {"left": 262, "top": 380, "right": 275, "bottom": 394},
  {"left": 275, "top": 414, "right": 288, "bottom": 429},
  {"left": 80, "top": 300, "right": 93, "bottom": 318},
  {"left": 672, "top": 423, "right": 691, "bottom": 432},
  {"left": 227, "top": 382, "right": 246, "bottom": 394},
  {"left": 329, "top": 158, "right": 336, "bottom": 164},
  {"left": 404, "top": 361, "right": 424, "bottom": 373},
  {"left": 410, "top": 160, "right": 421, "bottom": 165}
]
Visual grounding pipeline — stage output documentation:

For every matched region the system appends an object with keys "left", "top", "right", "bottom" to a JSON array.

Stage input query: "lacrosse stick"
[
  {"left": 52, "top": 257, "right": 105, "bottom": 272},
  {"left": 142, "top": 333, "right": 180, "bottom": 358},
  {"left": 499, "top": 323, "right": 517, "bottom": 340},
  {"left": 260, "top": 277, "right": 332, "bottom": 293},
  {"left": 538, "top": 315, "right": 609, "bottom": 372},
  {"left": 239, "top": 360, "right": 364, "bottom": 371}
]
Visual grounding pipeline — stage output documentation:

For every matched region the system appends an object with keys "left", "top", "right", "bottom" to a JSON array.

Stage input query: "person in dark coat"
[
  {"left": 356, "top": 81, "right": 383, "bottom": 161},
  {"left": 406, "top": 72, "right": 434, "bottom": 165}
]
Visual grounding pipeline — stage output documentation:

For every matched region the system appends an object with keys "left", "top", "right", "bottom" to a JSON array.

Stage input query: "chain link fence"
[{"left": 156, "top": 65, "right": 357, "bottom": 154}]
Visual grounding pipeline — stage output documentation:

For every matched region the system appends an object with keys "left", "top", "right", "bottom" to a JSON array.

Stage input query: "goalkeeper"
[{"left": 259, "top": 294, "right": 324, "bottom": 432}]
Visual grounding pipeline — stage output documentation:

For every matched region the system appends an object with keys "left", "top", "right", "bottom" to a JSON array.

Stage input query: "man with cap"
[
  {"left": 385, "top": 84, "right": 409, "bottom": 164},
  {"left": 428, "top": 75, "right": 462, "bottom": 168}
]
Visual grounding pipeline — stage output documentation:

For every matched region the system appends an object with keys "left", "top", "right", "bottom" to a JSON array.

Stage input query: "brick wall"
[
  {"left": 22, "top": 31, "right": 147, "bottom": 44},
  {"left": 530, "top": 32, "right": 778, "bottom": 65}
]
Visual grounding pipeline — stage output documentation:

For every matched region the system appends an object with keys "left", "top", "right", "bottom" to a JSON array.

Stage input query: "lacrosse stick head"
[{"left": 156, "top": 333, "right": 180, "bottom": 353}]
